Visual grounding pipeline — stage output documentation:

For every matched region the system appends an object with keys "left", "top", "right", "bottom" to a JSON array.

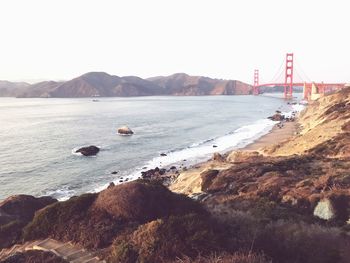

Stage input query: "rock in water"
[
  {"left": 75, "top": 145, "right": 100, "bottom": 156},
  {"left": 117, "top": 126, "right": 134, "bottom": 135}
]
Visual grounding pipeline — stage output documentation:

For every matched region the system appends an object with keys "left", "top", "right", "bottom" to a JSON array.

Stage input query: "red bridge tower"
[
  {"left": 253, "top": 69, "right": 259, "bottom": 95},
  {"left": 284, "top": 53, "right": 294, "bottom": 99}
]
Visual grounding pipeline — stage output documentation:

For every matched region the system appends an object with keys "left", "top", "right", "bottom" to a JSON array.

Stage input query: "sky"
[{"left": 0, "top": 0, "right": 349, "bottom": 84}]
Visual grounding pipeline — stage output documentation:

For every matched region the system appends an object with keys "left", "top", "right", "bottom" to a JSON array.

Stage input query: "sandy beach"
[
  {"left": 169, "top": 119, "right": 299, "bottom": 196},
  {"left": 243, "top": 121, "right": 298, "bottom": 151}
]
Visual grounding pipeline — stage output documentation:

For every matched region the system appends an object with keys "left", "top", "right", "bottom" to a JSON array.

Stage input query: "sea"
[{"left": 0, "top": 94, "right": 302, "bottom": 201}]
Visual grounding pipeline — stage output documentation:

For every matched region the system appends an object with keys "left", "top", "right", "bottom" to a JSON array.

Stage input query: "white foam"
[
  {"left": 71, "top": 145, "right": 102, "bottom": 157},
  {"left": 71, "top": 147, "right": 83, "bottom": 156},
  {"left": 44, "top": 188, "right": 75, "bottom": 201},
  {"left": 292, "top": 103, "right": 306, "bottom": 112},
  {"left": 125, "top": 119, "right": 275, "bottom": 179}
]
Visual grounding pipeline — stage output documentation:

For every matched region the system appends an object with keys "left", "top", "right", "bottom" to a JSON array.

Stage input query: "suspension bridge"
[{"left": 252, "top": 53, "right": 346, "bottom": 100}]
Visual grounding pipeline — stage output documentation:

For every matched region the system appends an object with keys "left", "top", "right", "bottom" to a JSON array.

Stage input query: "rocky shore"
[{"left": 1, "top": 88, "right": 350, "bottom": 263}]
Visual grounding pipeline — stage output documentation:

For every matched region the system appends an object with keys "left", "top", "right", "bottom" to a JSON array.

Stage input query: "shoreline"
[
  {"left": 242, "top": 120, "right": 298, "bottom": 152},
  {"left": 169, "top": 118, "right": 299, "bottom": 196}
]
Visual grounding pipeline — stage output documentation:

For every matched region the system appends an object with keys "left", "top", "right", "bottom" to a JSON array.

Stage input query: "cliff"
[{"left": 2, "top": 89, "right": 349, "bottom": 263}]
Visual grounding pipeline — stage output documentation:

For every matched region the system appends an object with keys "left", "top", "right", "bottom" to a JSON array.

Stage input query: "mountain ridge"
[{"left": 0, "top": 72, "right": 252, "bottom": 98}]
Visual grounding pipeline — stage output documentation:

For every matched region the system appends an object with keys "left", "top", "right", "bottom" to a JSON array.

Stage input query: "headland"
[{"left": 1, "top": 88, "right": 350, "bottom": 263}]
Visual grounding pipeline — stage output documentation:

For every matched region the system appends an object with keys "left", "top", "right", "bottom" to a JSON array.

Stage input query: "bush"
[
  {"left": 174, "top": 252, "right": 271, "bottom": 263},
  {"left": 23, "top": 181, "right": 207, "bottom": 249},
  {"left": 22, "top": 193, "right": 121, "bottom": 248},
  {"left": 109, "top": 213, "right": 227, "bottom": 263},
  {"left": 255, "top": 220, "right": 346, "bottom": 263},
  {"left": 94, "top": 180, "right": 206, "bottom": 223},
  {"left": 0, "top": 220, "right": 22, "bottom": 248},
  {"left": 23, "top": 193, "right": 97, "bottom": 241}
]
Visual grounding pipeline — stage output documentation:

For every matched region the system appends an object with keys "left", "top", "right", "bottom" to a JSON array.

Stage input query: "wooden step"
[
  {"left": 66, "top": 249, "right": 90, "bottom": 261},
  {"left": 0, "top": 239, "right": 105, "bottom": 263},
  {"left": 83, "top": 257, "right": 103, "bottom": 263},
  {"left": 53, "top": 243, "right": 76, "bottom": 256},
  {"left": 34, "top": 238, "right": 62, "bottom": 250},
  {"left": 71, "top": 254, "right": 96, "bottom": 263},
  {"left": 25, "top": 240, "right": 43, "bottom": 251}
]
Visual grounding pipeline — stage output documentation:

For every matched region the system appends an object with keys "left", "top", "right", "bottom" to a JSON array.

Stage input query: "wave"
[
  {"left": 117, "top": 118, "right": 277, "bottom": 184},
  {"left": 72, "top": 103, "right": 307, "bottom": 200}
]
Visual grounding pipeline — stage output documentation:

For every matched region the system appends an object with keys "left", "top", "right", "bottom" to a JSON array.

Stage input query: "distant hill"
[
  {"left": 0, "top": 72, "right": 252, "bottom": 98},
  {"left": 148, "top": 73, "right": 252, "bottom": 95},
  {"left": 0, "top": 81, "right": 30, "bottom": 97}
]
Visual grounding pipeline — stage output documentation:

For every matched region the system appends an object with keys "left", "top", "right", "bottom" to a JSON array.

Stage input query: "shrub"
[
  {"left": 109, "top": 213, "right": 227, "bottom": 263},
  {"left": 23, "top": 181, "right": 207, "bottom": 249},
  {"left": 0, "top": 220, "right": 22, "bottom": 248},
  {"left": 23, "top": 193, "right": 97, "bottom": 241},
  {"left": 94, "top": 180, "right": 206, "bottom": 223},
  {"left": 255, "top": 220, "right": 346, "bottom": 263},
  {"left": 174, "top": 252, "right": 271, "bottom": 263}
]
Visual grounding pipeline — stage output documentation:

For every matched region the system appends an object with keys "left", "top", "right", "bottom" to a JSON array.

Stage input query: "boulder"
[
  {"left": 226, "top": 150, "right": 261, "bottom": 163},
  {"left": 141, "top": 167, "right": 167, "bottom": 180},
  {"left": 201, "top": 170, "right": 219, "bottom": 192},
  {"left": 117, "top": 126, "right": 134, "bottom": 135},
  {"left": 212, "top": 152, "right": 225, "bottom": 162},
  {"left": 313, "top": 198, "right": 335, "bottom": 220},
  {"left": 108, "top": 182, "right": 115, "bottom": 189},
  {"left": 268, "top": 113, "right": 285, "bottom": 121},
  {"left": 75, "top": 145, "right": 100, "bottom": 156}
]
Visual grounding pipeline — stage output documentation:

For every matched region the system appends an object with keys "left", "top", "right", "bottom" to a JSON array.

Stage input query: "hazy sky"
[{"left": 0, "top": 0, "right": 349, "bottom": 84}]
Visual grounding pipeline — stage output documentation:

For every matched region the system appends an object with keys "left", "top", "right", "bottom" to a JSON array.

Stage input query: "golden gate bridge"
[{"left": 252, "top": 53, "right": 346, "bottom": 100}]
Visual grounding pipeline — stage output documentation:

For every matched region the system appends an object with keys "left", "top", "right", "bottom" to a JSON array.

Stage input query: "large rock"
[
  {"left": 75, "top": 145, "right": 100, "bottom": 156},
  {"left": 117, "top": 126, "right": 134, "bottom": 135},
  {"left": 200, "top": 170, "right": 219, "bottom": 192},
  {"left": 268, "top": 113, "right": 285, "bottom": 121},
  {"left": 313, "top": 198, "right": 335, "bottom": 220},
  {"left": 212, "top": 153, "right": 225, "bottom": 162},
  {"left": 226, "top": 150, "right": 261, "bottom": 163},
  {"left": 141, "top": 167, "right": 166, "bottom": 180}
]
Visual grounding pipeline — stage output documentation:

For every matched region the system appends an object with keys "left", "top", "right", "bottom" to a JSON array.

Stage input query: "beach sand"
[
  {"left": 169, "top": 120, "right": 298, "bottom": 196},
  {"left": 243, "top": 121, "right": 298, "bottom": 151}
]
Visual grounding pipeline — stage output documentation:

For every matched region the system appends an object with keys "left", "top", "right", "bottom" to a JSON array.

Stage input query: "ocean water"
[{"left": 0, "top": 94, "right": 299, "bottom": 201}]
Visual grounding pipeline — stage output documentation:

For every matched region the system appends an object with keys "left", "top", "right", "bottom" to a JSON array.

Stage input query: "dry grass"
[{"left": 174, "top": 252, "right": 271, "bottom": 263}]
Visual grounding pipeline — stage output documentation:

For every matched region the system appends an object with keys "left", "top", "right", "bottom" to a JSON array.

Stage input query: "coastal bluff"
[{"left": 1, "top": 88, "right": 350, "bottom": 263}]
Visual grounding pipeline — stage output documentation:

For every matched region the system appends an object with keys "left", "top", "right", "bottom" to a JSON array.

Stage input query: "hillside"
[
  {"left": 0, "top": 72, "right": 252, "bottom": 98},
  {"left": 149, "top": 73, "right": 252, "bottom": 95},
  {"left": 0, "top": 81, "right": 30, "bottom": 97},
  {"left": 1, "top": 89, "right": 350, "bottom": 263},
  {"left": 16, "top": 72, "right": 164, "bottom": 98}
]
